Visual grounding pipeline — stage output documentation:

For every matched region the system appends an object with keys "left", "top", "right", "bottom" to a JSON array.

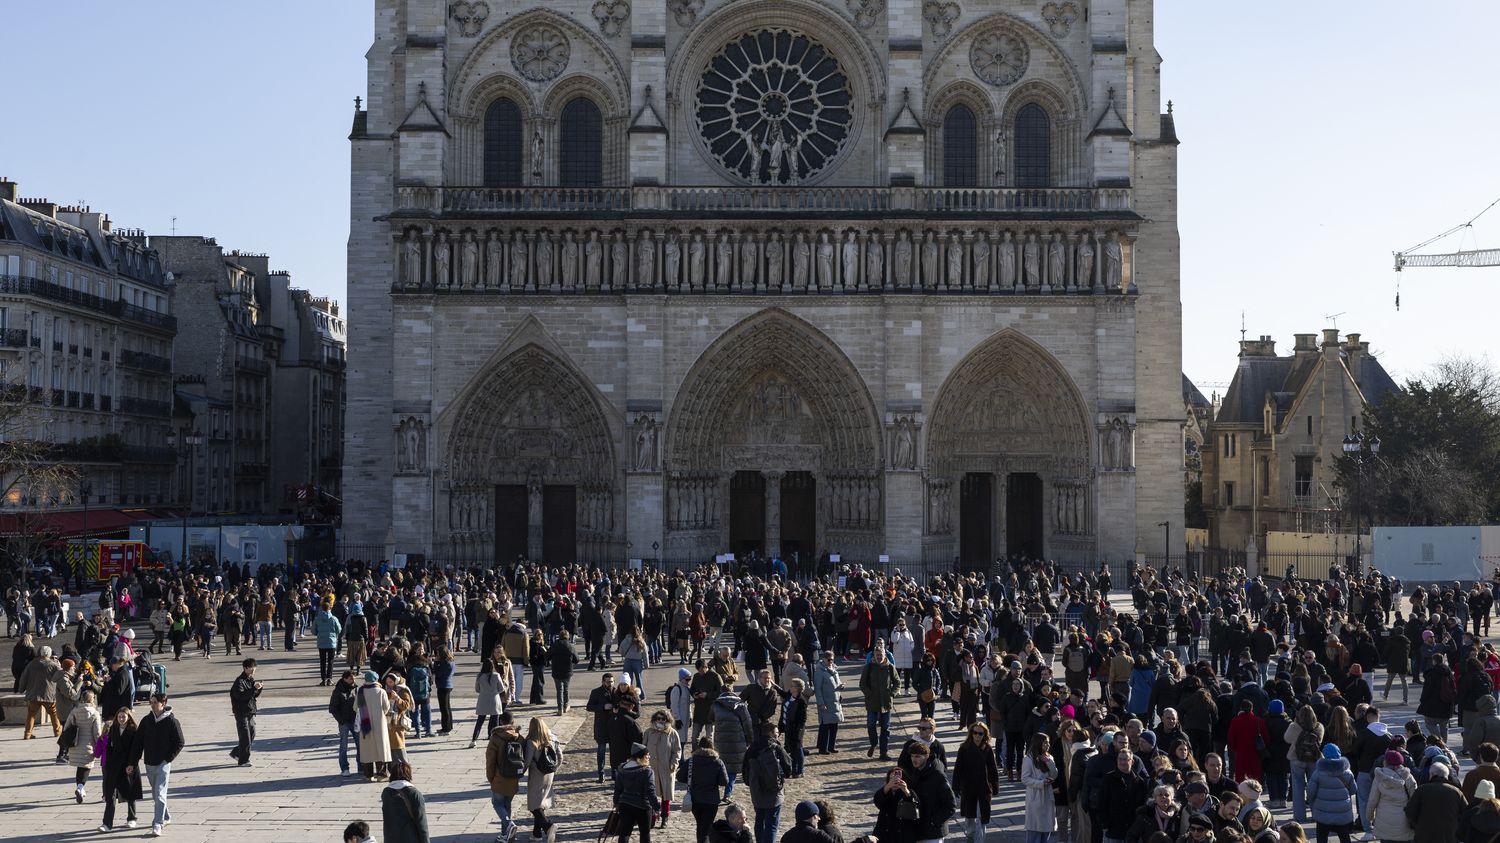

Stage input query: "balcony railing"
[
  {"left": 395, "top": 184, "right": 1135, "bottom": 217},
  {"left": 119, "top": 349, "right": 173, "bottom": 374},
  {"left": 235, "top": 356, "right": 271, "bottom": 375},
  {"left": 119, "top": 302, "right": 177, "bottom": 332},
  {"left": 238, "top": 461, "right": 269, "bottom": 478},
  {"left": 122, "top": 445, "right": 176, "bottom": 464},
  {"left": 121, "top": 397, "right": 172, "bottom": 417},
  {"left": 0, "top": 328, "right": 28, "bottom": 348},
  {"left": 0, "top": 275, "right": 177, "bottom": 332}
]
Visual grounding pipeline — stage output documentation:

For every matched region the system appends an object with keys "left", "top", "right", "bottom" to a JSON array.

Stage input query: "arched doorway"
[
  {"left": 444, "top": 344, "right": 619, "bottom": 564},
  {"left": 664, "top": 310, "right": 882, "bottom": 563},
  {"left": 926, "top": 331, "right": 1092, "bottom": 568}
]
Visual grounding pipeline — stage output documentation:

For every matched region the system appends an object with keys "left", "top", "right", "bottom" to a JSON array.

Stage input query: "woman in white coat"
[
  {"left": 1021, "top": 732, "right": 1059, "bottom": 843},
  {"left": 644, "top": 708, "right": 684, "bottom": 825},
  {"left": 356, "top": 670, "right": 393, "bottom": 780},
  {"left": 890, "top": 619, "right": 917, "bottom": 694},
  {"left": 470, "top": 657, "right": 507, "bottom": 748},
  {"left": 65, "top": 688, "right": 104, "bottom": 803},
  {"left": 523, "top": 716, "right": 564, "bottom": 839},
  {"left": 813, "top": 651, "right": 844, "bottom": 754}
]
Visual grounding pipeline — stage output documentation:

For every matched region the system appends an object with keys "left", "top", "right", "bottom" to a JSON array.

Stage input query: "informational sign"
[
  {"left": 837, "top": 576, "right": 847, "bottom": 589},
  {"left": 878, "top": 554, "right": 890, "bottom": 564},
  {"left": 628, "top": 558, "right": 643, "bottom": 571},
  {"left": 242, "top": 539, "right": 260, "bottom": 566},
  {"left": 391, "top": 553, "right": 408, "bottom": 569},
  {"left": 830, "top": 554, "right": 841, "bottom": 563}
]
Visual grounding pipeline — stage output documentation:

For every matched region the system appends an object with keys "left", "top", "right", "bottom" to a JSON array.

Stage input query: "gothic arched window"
[
  {"left": 942, "top": 104, "right": 978, "bottom": 187},
  {"left": 1014, "top": 103, "right": 1051, "bottom": 188},
  {"left": 559, "top": 97, "right": 603, "bottom": 188},
  {"left": 483, "top": 98, "right": 524, "bottom": 187}
]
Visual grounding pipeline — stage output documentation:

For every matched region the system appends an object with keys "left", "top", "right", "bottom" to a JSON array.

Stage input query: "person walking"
[
  {"left": 18, "top": 643, "right": 61, "bottom": 739},
  {"left": 330, "top": 669, "right": 361, "bottom": 776},
  {"left": 860, "top": 649, "right": 900, "bottom": 761},
  {"left": 501, "top": 617, "right": 530, "bottom": 706},
  {"left": 523, "top": 716, "right": 563, "bottom": 841},
  {"left": 646, "top": 709, "right": 684, "bottom": 827},
  {"left": 356, "top": 670, "right": 394, "bottom": 780},
  {"left": 615, "top": 742, "right": 659, "bottom": 843},
  {"left": 314, "top": 599, "right": 343, "bottom": 686},
  {"left": 952, "top": 721, "right": 999, "bottom": 843},
  {"left": 381, "top": 760, "right": 430, "bottom": 843},
  {"left": 680, "top": 736, "right": 729, "bottom": 843},
  {"left": 713, "top": 687, "right": 754, "bottom": 799},
  {"left": 433, "top": 646, "right": 456, "bottom": 736},
  {"left": 229, "top": 658, "right": 262, "bottom": 766},
  {"left": 1418, "top": 654, "right": 1456, "bottom": 745},
  {"left": 1404, "top": 761, "right": 1467, "bottom": 843},
  {"left": 783, "top": 678, "right": 809, "bottom": 777},
  {"left": 64, "top": 687, "right": 104, "bottom": 804},
  {"left": 743, "top": 724, "right": 794, "bottom": 843},
  {"left": 128, "top": 693, "right": 184, "bottom": 838},
  {"left": 812, "top": 651, "right": 843, "bottom": 754},
  {"left": 1306, "top": 744, "right": 1358, "bottom": 843},
  {"left": 345, "top": 603, "right": 370, "bottom": 670},
  {"left": 408, "top": 654, "right": 434, "bottom": 738},
  {"left": 485, "top": 711, "right": 525, "bottom": 842},
  {"left": 587, "top": 672, "right": 618, "bottom": 782},
  {"left": 1022, "top": 733, "right": 1060, "bottom": 843},
  {"left": 1366, "top": 750, "right": 1416, "bottom": 843},
  {"left": 1286, "top": 704, "right": 1326, "bottom": 824},
  {"left": 691, "top": 659, "right": 724, "bottom": 745},
  {"left": 471, "top": 658, "right": 507, "bottom": 749},
  {"left": 548, "top": 630, "right": 578, "bottom": 716},
  {"left": 98, "top": 706, "right": 143, "bottom": 831}
]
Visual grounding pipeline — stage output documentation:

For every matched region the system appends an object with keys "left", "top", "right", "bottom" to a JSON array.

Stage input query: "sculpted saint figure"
[
  {"left": 1048, "top": 234, "right": 1066, "bottom": 288},
  {"left": 688, "top": 233, "right": 706, "bottom": 290},
  {"left": 663, "top": 232, "right": 681, "bottom": 290},
  {"left": 460, "top": 232, "right": 479, "bottom": 289},
  {"left": 817, "top": 232, "right": 835, "bottom": 289},
  {"left": 740, "top": 235, "right": 758, "bottom": 287},
  {"left": 403, "top": 236, "right": 423, "bottom": 288},
  {"left": 485, "top": 233, "right": 502, "bottom": 289},
  {"left": 1023, "top": 235, "right": 1041, "bottom": 288},
  {"left": 841, "top": 231, "right": 859, "bottom": 288},
  {"left": 561, "top": 232, "right": 578, "bottom": 289},
  {"left": 584, "top": 231, "right": 602, "bottom": 289},
  {"left": 766, "top": 233, "right": 784, "bottom": 290},
  {"left": 715, "top": 232, "right": 733, "bottom": 290},
  {"left": 921, "top": 232, "right": 939, "bottom": 289},
  {"left": 1076, "top": 236, "right": 1095, "bottom": 288},
  {"left": 864, "top": 236, "right": 883, "bottom": 289},
  {"left": 893, "top": 418, "right": 914, "bottom": 469},
  {"left": 894, "top": 232, "right": 912, "bottom": 288},
  {"left": 792, "top": 232, "right": 811, "bottom": 290},
  {"left": 434, "top": 235, "right": 451, "bottom": 287},
  {"left": 510, "top": 231, "right": 529, "bottom": 290},
  {"left": 610, "top": 236, "right": 627, "bottom": 289},
  {"left": 946, "top": 235, "right": 963, "bottom": 288},
  {"left": 1104, "top": 236, "right": 1123, "bottom": 287},
  {"left": 972, "top": 235, "right": 991, "bottom": 289},
  {"left": 637, "top": 232, "right": 656, "bottom": 289},
  {"left": 999, "top": 234, "right": 1017, "bottom": 289},
  {"left": 535, "top": 231, "right": 553, "bottom": 289}
]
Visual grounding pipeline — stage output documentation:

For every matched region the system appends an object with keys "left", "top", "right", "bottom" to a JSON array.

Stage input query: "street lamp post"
[
  {"left": 78, "top": 477, "right": 92, "bottom": 591},
  {"left": 1342, "top": 433, "right": 1381, "bottom": 576},
  {"left": 168, "top": 428, "right": 205, "bottom": 567}
]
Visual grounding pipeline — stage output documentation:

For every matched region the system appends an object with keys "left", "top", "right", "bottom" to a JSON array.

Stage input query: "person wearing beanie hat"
[
  {"left": 1478, "top": 778, "right": 1498, "bottom": 800},
  {"left": 354, "top": 668, "right": 393, "bottom": 780},
  {"left": 782, "top": 800, "right": 830, "bottom": 843},
  {"left": 668, "top": 668, "right": 693, "bottom": 732},
  {"left": 1462, "top": 742, "right": 1500, "bottom": 800},
  {"left": 1306, "top": 739, "right": 1356, "bottom": 835},
  {"left": 1267, "top": 699, "right": 1284, "bottom": 716}
]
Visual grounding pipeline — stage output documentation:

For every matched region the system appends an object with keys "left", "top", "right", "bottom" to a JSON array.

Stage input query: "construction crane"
[{"left": 1391, "top": 196, "right": 1500, "bottom": 308}]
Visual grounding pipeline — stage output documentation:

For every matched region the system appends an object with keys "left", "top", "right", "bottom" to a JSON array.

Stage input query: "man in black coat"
[
  {"left": 781, "top": 801, "right": 835, "bottom": 843},
  {"left": 228, "top": 658, "right": 262, "bottom": 766},
  {"left": 328, "top": 669, "right": 359, "bottom": 776},
  {"left": 1097, "top": 748, "right": 1150, "bottom": 842},
  {"left": 584, "top": 672, "right": 617, "bottom": 781},
  {"left": 903, "top": 741, "right": 955, "bottom": 843}
]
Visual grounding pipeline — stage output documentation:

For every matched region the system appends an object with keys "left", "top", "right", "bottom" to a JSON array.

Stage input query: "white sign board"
[
  {"left": 837, "top": 576, "right": 847, "bottom": 589},
  {"left": 830, "top": 554, "right": 841, "bottom": 563},
  {"left": 629, "top": 558, "right": 643, "bottom": 571},
  {"left": 878, "top": 554, "right": 890, "bottom": 564}
]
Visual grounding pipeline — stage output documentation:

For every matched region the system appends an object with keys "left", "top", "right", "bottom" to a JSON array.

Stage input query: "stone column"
[
  {"left": 1090, "top": 229, "right": 1105, "bottom": 294},
  {"left": 763, "top": 470, "right": 784, "bottom": 559},
  {"left": 1125, "top": 231, "right": 1140, "bottom": 294}
]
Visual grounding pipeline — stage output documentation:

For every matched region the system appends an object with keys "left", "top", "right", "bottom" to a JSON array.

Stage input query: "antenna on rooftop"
[
  {"left": 1324, "top": 312, "right": 1345, "bottom": 330},
  {"left": 171, "top": 216, "right": 177, "bottom": 236},
  {"left": 1239, "top": 311, "right": 1245, "bottom": 343}
]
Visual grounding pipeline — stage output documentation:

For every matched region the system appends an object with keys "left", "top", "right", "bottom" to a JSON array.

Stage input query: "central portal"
[
  {"left": 780, "top": 471, "right": 816, "bottom": 561},
  {"left": 729, "top": 471, "right": 766, "bottom": 556},
  {"left": 959, "top": 472, "right": 993, "bottom": 570}
]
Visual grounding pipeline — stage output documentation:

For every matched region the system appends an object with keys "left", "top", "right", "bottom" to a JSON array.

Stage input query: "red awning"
[{"left": 0, "top": 508, "right": 161, "bottom": 538}]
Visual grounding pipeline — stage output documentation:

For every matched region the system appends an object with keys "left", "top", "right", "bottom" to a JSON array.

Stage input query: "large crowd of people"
[{"left": 9, "top": 556, "right": 1500, "bottom": 843}]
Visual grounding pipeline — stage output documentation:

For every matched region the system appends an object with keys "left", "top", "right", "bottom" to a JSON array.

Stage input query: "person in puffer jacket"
[
  {"left": 1365, "top": 750, "right": 1416, "bottom": 842},
  {"left": 1306, "top": 743, "right": 1358, "bottom": 840},
  {"left": 1465, "top": 694, "right": 1500, "bottom": 755},
  {"left": 712, "top": 689, "right": 752, "bottom": 799}
]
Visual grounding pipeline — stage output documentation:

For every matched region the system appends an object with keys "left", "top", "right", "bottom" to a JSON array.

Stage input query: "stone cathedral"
[{"left": 343, "top": 0, "right": 1183, "bottom": 568}]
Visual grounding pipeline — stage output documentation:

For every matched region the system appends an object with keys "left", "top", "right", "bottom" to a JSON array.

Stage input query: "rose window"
[{"left": 695, "top": 29, "right": 853, "bottom": 185}]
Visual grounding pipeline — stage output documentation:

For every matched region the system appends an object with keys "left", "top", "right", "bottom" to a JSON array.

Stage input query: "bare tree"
[
  {"left": 1430, "top": 353, "right": 1500, "bottom": 413},
  {"left": 0, "top": 374, "right": 79, "bottom": 566}
]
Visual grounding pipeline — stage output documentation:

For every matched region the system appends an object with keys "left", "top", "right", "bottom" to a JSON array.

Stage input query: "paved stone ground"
[{"left": 0, "top": 593, "right": 1443, "bottom": 842}]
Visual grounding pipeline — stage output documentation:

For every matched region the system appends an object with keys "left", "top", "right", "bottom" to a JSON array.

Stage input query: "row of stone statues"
[
  {"left": 1053, "top": 480, "right": 1089, "bottom": 535},
  {"left": 669, "top": 474, "right": 722, "bottom": 530},
  {"left": 397, "top": 226, "right": 1129, "bottom": 293}
]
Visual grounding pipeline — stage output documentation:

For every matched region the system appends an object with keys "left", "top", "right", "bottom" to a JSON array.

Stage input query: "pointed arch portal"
[
  {"left": 445, "top": 343, "right": 618, "bottom": 565},
  {"left": 663, "top": 310, "right": 883, "bottom": 562}
]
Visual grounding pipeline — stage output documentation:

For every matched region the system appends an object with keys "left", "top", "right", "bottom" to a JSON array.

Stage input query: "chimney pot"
[
  {"left": 1322, "top": 328, "right": 1340, "bottom": 346},
  {"left": 0, "top": 178, "right": 17, "bottom": 202}
]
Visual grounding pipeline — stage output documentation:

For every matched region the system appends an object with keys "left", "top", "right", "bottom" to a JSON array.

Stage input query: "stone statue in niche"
[
  {"left": 992, "top": 129, "right": 1006, "bottom": 181},
  {"left": 636, "top": 232, "right": 656, "bottom": 289},
  {"left": 766, "top": 232, "right": 784, "bottom": 290},
  {"left": 485, "top": 232, "right": 502, "bottom": 289},
  {"left": 531, "top": 130, "right": 544, "bottom": 183},
  {"left": 403, "top": 236, "right": 423, "bottom": 288},
  {"left": 792, "top": 231, "right": 810, "bottom": 290},
  {"left": 1048, "top": 234, "right": 1066, "bottom": 289},
  {"left": 460, "top": 231, "right": 479, "bottom": 288},
  {"left": 893, "top": 231, "right": 912, "bottom": 287},
  {"left": 688, "top": 232, "right": 705, "bottom": 290},
  {"left": 715, "top": 232, "right": 733, "bottom": 289},
  {"left": 999, "top": 232, "right": 1016, "bottom": 289},
  {"left": 817, "top": 232, "right": 835, "bottom": 289},
  {"left": 1023, "top": 234, "right": 1041, "bottom": 288},
  {"left": 891, "top": 416, "right": 916, "bottom": 469},
  {"left": 561, "top": 232, "right": 579, "bottom": 289},
  {"left": 739, "top": 235, "right": 758, "bottom": 287},
  {"left": 509, "top": 231, "right": 529, "bottom": 289},
  {"left": 584, "top": 230, "right": 602, "bottom": 289},
  {"left": 663, "top": 232, "right": 681, "bottom": 289},
  {"left": 945, "top": 234, "right": 963, "bottom": 288},
  {"left": 921, "top": 231, "right": 939, "bottom": 289},
  {"left": 1104, "top": 418, "right": 1132, "bottom": 469},
  {"left": 397, "top": 417, "right": 426, "bottom": 472},
  {"left": 535, "top": 230, "right": 554, "bottom": 289},
  {"left": 1104, "top": 235, "right": 1123, "bottom": 288},
  {"left": 841, "top": 231, "right": 859, "bottom": 288},
  {"left": 972, "top": 234, "right": 991, "bottom": 288},
  {"left": 610, "top": 235, "right": 627, "bottom": 289},
  {"left": 864, "top": 235, "right": 882, "bottom": 289},
  {"left": 1076, "top": 236, "right": 1095, "bottom": 287},
  {"left": 633, "top": 416, "right": 658, "bottom": 471},
  {"left": 434, "top": 234, "right": 451, "bottom": 287}
]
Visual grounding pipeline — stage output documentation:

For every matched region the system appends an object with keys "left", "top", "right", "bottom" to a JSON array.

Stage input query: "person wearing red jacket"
[{"left": 1225, "top": 698, "right": 1269, "bottom": 783}]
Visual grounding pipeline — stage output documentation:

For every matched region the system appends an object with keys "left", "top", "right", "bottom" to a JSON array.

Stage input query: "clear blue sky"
[{"left": 3, "top": 1, "right": 1497, "bottom": 392}]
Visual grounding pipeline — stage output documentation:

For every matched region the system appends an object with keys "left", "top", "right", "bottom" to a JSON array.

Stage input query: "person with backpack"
[
  {"left": 1286, "top": 704, "right": 1326, "bottom": 824},
  {"left": 668, "top": 668, "right": 694, "bottom": 735},
  {"left": 523, "top": 716, "right": 563, "bottom": 841},
  {"left": 615, "top": 742, "right": 659, "bottom": 843},
  {"left": 646, "top": 708, "right": 684, "bottom": 827},
  {"left": 742, "top": 723, "right": 794, "bottom": 843},
  {"left": 1419, "top": 653, "right": 1457, "bottom": 745},
  {"left": 679, "top": 736, "right": 730, "bottom": 843},
  {"left": 860, "top": 649, "right": 900, "bottom": 761},
  {"left": 313, "top": 599, "right": 343, "bottom": 686},
  {"left": 1062, "top": 634, "right": 1091, "bottom": 696},
  {"left": 485, "top": 711, "right": 525, "bottom": 842},
  {"left": 407, "top": 654, "right": 434, "bottom": 738}
]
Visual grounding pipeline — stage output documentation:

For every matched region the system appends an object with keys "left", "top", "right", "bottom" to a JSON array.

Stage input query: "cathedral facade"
[{"left": 344, "top": 0, "right": 1183, "bottom": 567}]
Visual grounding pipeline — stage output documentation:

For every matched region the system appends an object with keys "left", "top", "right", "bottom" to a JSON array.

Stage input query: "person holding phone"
[{"left": 873, "top": 766, "right": 921, "bottom": 841}]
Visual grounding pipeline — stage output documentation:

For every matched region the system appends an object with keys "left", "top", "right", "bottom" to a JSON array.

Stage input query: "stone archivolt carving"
[
  {"left": 511, "top": 24, "right": 571, "bottom": 83},
  {"left": 846, "top": 0, "right": 884, "bottom": 29},
  {"left": 450, "top": 1, "right": 491, "bottom": 37},
  {"left": 970, "top": 29, "right": 1030, "bottom": 86},
  {"left": 591, "top": 0, "right": 630, "bottom": 37},
  {"left": 670, "top": 0, "right": 703, "bottom": 26},
  {"left": 392, "top": 226, "right": 1134, "bottom": 297},
  {"left": 1040, "top": 2, "right": 1080, "bottom": 38},
  {"left": 923, "top": 0, "right": 961, "bottom": 38}
]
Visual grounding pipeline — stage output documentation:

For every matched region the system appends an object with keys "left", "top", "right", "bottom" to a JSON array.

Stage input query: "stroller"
[{"left": 133, "top": 652, "right": 168, "bottom": 701}]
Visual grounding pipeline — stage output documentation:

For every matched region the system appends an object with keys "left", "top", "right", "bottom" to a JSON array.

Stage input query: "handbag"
[
  {"left": 59, "top": 722, "right": 78, "bottom": 750},
  {"left": 919, "top": 688, "right": 936, "bottom": 704},
  {"left": 678, "top": 757, "right": 694, "bottom": 810},
  {"left": 599, "top": 809, "right": 622, "bottom": 841},
  {"left": 896, "top": 797, "right": 920, "bottom": 821}
]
